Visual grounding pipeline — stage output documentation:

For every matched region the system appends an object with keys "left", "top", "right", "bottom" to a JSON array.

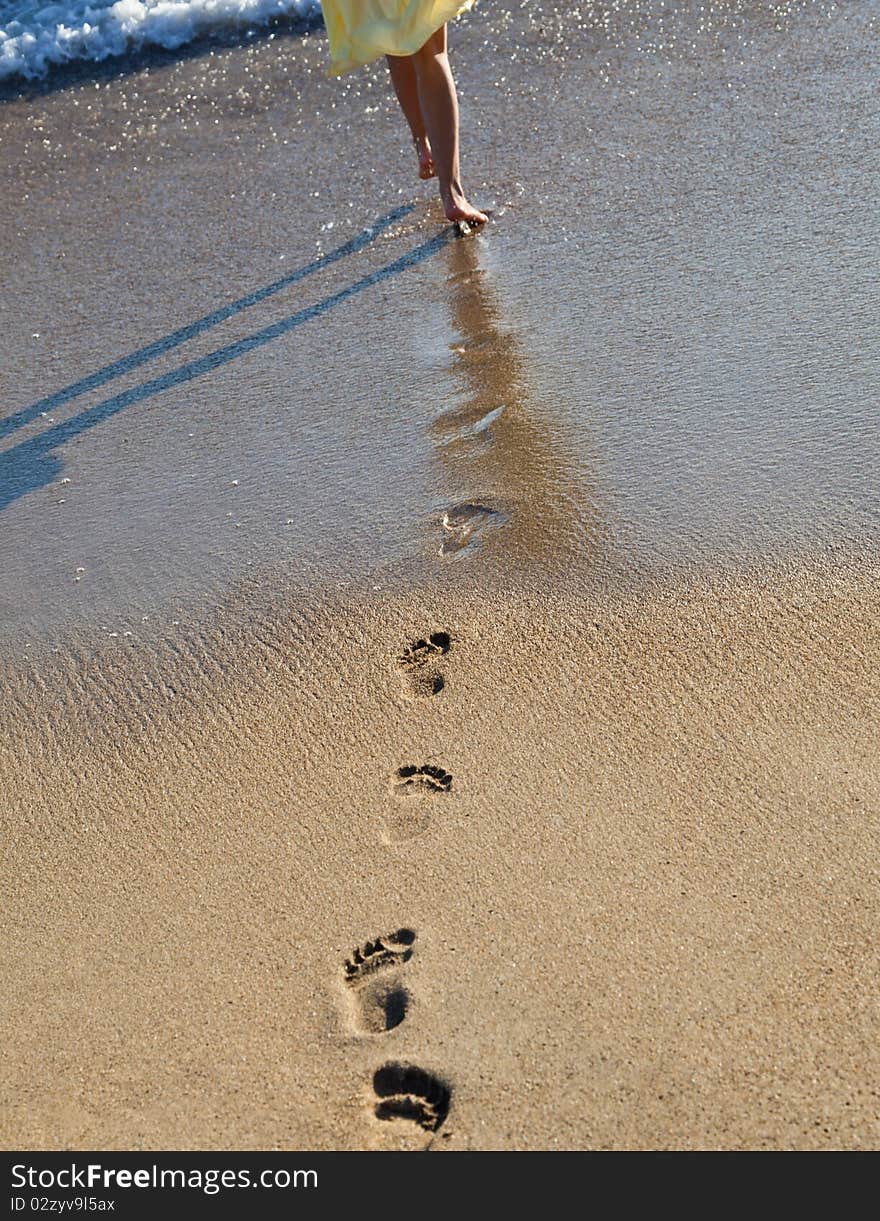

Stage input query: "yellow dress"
[{"left": 321, "top": 1, "right": 476, "bottom": 76}]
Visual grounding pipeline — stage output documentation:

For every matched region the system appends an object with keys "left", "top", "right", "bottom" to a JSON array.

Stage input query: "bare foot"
[
  {"left": 415, "top": 136, "right": 436, "bottom": 180},
  {"left": 443, "top": 189, "right": 488, "bottom": 227}
]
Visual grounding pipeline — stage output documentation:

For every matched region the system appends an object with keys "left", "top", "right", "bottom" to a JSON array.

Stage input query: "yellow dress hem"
[{"left": 324, "top": 1, "right": 476, "bottom": 77}]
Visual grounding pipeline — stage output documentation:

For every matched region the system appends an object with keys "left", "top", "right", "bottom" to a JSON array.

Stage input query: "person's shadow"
[{"left": 0, "top": 205, "right": 453, "bottom": 512}]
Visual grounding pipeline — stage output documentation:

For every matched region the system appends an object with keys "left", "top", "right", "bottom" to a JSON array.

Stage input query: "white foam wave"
[{"left": 0, "top": 0, "right": 320, "bottom": 81}]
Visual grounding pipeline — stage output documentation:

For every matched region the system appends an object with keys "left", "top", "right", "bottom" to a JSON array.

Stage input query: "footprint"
[
  {"left": 439, "top": 502, "right": 505, "bottom": 557},
  {"left": 432, "top": 404, "right": 506, "bottom": 455},
  {"left": 372, "top": 1063, "right": 451, "bottom": 1133},
  {"left": 386, "top": 766, "right": 452, "bottom": 842},
  {"left": 394, "top": 764, "right": 452, "bottom": 795},
  {"left": 397, "top": 632, "right": 451, "bottom": 698},
  {"left": 344, "top": 929, "right": 415, "bottom": 1035}
]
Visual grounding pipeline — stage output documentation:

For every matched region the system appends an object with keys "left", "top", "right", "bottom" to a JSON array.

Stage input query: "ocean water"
[{"left": 0, "top": 0, "right": 319, "bottom": 79}]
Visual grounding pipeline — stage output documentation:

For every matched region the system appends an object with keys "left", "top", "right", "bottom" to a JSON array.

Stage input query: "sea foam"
[{"left": 0, "top": 0, "right": 320, "bottom": 81}]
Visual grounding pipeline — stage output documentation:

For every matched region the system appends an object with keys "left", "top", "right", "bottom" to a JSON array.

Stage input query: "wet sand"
[{"left": 2, "top": 1, "right": 879, "bottom": 1149}]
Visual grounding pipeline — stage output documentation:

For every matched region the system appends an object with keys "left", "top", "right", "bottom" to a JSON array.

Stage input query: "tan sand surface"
[
  {"left": 2, "top": 0, "right": 879, "bottom": 1151},
  {"left": 2, "top": 563, "right": 878, "bottom": 1149}
]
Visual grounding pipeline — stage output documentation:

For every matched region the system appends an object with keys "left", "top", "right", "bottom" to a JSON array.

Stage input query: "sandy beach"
[{"left": 1, "top": 1, "right": 879, "bottom": 1150}]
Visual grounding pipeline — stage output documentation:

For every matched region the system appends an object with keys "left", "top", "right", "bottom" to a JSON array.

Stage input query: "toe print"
[
  {"left": 387, "top": 766, "right": 453, "bottom": 842},
  {"left": 344, "top": 930, "right": 415, "bottom": 982},
  {"left": 394, "top": 764, "right": 452, "bottom": 795},
  {"left": 372, "top": 1062, "right": 451, "bottom": 1133}
]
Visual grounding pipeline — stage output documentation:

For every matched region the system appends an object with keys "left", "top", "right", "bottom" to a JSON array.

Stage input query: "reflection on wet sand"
[{"left": 432, "top": 235, "right": 607, "bottom": 575}]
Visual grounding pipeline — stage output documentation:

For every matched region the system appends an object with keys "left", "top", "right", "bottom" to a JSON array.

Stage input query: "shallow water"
[{"left": 1, "top": 0, "right": 878, "bottom": 643}]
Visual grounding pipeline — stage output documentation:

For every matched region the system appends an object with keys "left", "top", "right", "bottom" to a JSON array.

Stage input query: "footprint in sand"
[
  {"left": 372, "top": 1062, "right": 451, "bottom": 1134},
  {"left": 433, "top": 404, "right": 506, "bottom": 455},
  {"left": 439, "top": 501, "right": 505, "bottom": 557},
  {"left": 398, "top": 632, "right": 451, "bottom": 698},
  {"left": 344, "top": 929, "right": 416, "bottom": 1035},
  {"left": 386, "top": 765, "right": 452, "bottom": 843}
]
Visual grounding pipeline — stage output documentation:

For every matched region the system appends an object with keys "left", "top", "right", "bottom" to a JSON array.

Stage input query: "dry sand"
[{"left": 1, "top": 1, "right": 879, "bottom": 1150}]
